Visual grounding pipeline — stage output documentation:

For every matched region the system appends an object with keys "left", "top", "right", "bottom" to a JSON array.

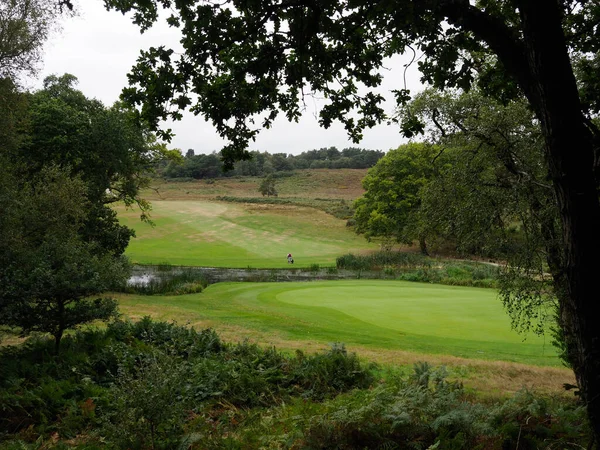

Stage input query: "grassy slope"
[
  {"left": 116, "top": 169, "right": 378, "bottom": 267},
  {"left": 116, "top": 200, "right": 376, "bottom": 267},
  {"left": 117, "top": 280, "right": 559, "bottom": 367}
]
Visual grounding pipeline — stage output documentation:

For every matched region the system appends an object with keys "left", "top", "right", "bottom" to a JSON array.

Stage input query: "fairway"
[
  {"left": 117, "top": 280, "right": 560, "bottom": 366},
  {"left": 116, "top": 200, "right": 377, "bottom": 267}
]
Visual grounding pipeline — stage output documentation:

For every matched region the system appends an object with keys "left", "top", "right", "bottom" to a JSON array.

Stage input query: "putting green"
[
  {"left": 118, "top": 280, "right": 560, "bottom": 366},
  {"left": 115, "top": 200, "right": 377, "bottom": 267}
]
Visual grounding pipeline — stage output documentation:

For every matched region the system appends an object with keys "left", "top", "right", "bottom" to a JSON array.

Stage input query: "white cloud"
[{"left": 37, "top": 1, "right": 423, "bottom": 155}]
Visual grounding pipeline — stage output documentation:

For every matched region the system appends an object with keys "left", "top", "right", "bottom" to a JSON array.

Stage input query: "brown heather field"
[{"left": 143, "top": 168, "right": 368, "bottom": 201}]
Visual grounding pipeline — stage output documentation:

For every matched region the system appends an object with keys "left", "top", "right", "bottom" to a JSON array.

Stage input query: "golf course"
[
  {"left": 115, "top": 175, "right": 563, "bottom": 377},
  {"left": 118, "top": 280, "right": 559, "bottom": 367},
  {"left": 116, "top": 199, "right": 378, "bottom": 267}
]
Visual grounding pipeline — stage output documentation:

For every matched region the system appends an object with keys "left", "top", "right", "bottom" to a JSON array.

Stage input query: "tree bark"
[
  {"left": 516, "top": 0, "right": 600, "bottom": 437},
  {"left": 419, "top": 236, "right": 429, "bottom": 256},
  {"left": 451, "top": 0, "right": 600, "bottom": 436},
  {"left": 53, "top": 329, "right": 63, "bottom": 356}
]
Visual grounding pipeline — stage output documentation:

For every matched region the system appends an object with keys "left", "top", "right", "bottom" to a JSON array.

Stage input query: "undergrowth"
[
  {"left": 337, "top": 252, "right": 500, "bottom": 288},
  {"left": 0, "top": 319, "right": 589, "bottom": 449}
]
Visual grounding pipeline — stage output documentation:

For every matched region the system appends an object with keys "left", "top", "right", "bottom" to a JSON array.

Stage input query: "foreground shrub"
[
  {"left": 100, "top": 356, "right": 190, "bottom": 450},
  {"left": 0, "top": 318, "right": 374, "bottom": 446},
  {"left": 295, "top": 363, "right": 588, "bottom": 450},
  {"left": 0, "top": 319, "right": 588, "bottom": 449}
]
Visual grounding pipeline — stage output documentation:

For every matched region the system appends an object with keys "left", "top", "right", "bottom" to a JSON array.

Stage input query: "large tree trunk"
[
  {"left": 419, "top": 236, "right": 429, "bottom": 256},
  {"left": 53, "top": 329, "right": 63, "bottom": 355},
  {"left": 517, "top": 0, "right": 600, "bottom": 437}
]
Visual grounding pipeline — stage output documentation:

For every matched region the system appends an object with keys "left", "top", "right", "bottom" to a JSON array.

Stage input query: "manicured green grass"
[
  {"left": 116, "top": 200, "right": 377, "bottom": 267},
  {"left": 117, "top": 280, "right": 560, "bottom": 366}
]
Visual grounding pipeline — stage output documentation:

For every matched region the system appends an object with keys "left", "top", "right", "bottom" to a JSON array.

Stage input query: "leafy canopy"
[
  {"left": 354, "top": 142, "right": 439, "bottom": 251},
  {"left": 104, "top": 0, "right": 599, "bottom": 166},
  {"left": 400, "top": 89, "right": 561, "bottom": 336},
  {"left": 0, "top": 74, "right": 175, "bottom": 352},
  {"left": 0, "top": 163, "right": 126, "bottom": 353}
]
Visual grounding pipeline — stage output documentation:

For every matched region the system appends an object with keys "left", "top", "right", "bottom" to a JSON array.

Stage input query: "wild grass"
[
  {"left": 216, "top": 195, "right": 355, "bottom": 219},
  {"left": 143, "top": 169, "right": 368, "bottom": 202}
]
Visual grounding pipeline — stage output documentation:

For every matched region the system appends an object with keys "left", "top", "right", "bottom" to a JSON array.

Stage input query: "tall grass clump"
[{"left": 123, "top": 268, "right": 209, "bottom": 295}]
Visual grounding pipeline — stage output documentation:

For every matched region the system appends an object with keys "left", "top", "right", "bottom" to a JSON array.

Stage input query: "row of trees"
[{"left": 159, "top": 147, "right": 385, "bottom": 179}]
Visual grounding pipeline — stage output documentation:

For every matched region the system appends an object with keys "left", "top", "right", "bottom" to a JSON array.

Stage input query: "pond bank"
[{"left": 128, "top": 264, "right": 388, "bottom": 286}]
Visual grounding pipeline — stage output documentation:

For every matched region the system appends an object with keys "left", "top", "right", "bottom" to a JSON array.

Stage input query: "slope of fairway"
[
  {"left": 116, "top": 200, "right": 377, "bottom": 267},
  {"left": 117, "top": 280, "right": 560, "bottom": 366}
]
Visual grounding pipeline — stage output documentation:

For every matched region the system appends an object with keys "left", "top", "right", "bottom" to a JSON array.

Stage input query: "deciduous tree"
[
  {"left": 354, "top": 143, "right": 438, "bottom": 254},
  {"left": 0, "top": 164, "right": 126, "bottom": 354},
  {"left": 402, "top": 89, "right": 563, "bottom": 344},
  {"left": 258, "top": 174, "right": 278, "bottom": 197},
  {"left": 0, "top": 0, "right": 70, "bottom": 78}
]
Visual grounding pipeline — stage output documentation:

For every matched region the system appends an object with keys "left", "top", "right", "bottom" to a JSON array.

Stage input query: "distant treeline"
[{"left": 157, "top": 147, "right": 385, "bottom": 179}]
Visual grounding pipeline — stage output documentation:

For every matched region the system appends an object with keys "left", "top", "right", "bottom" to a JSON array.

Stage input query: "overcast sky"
[{"left": 37, "top": 1, "right": 424, "bottom": 155}]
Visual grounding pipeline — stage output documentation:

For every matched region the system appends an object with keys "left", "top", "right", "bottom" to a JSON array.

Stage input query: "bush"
[
  {"left": 3, "top": 319, "right": 586, "bottom": 449},
  {"left": 336, "top": 251, "right": 431, "bottom": 271},
  {"left": 297, "top": 363, "right": 588, "bottom": 450},
  {"left": 308, "top": 263, "right": 321, "bottom": 272},
  {"left": 0, "top": 318, "right": 377, "bottom": 446},
  {"left": 100, "top": 355, "right": 190, "bottom": 450},
  {"left": 337, "top": 252, "right": 500, "bottom": 288},
  {"left": 287, "top": 344, "right": 375, "bottom": 401}
]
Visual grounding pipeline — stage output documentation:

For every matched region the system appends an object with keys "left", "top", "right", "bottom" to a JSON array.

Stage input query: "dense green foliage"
[
  {"left": 0, "top": 74, "right": 175, "bottom": 351},
  {"left": 159, "top": 147, "right": 384, "bottom": 179},
  {"left": 0, "top": 318, "right": 374, "bottom": 447},
  {"left": 354, "top": 143, "right": 441, "bottom": 253},
  {"left": 0, "top": 163, "right": 127, "bottom": 353},
  {"left": 336, "top": 252, "right": 499, "bottom": 288},
  {"left": 0, "top": 320, "right": 588, "bottom": 448}
]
